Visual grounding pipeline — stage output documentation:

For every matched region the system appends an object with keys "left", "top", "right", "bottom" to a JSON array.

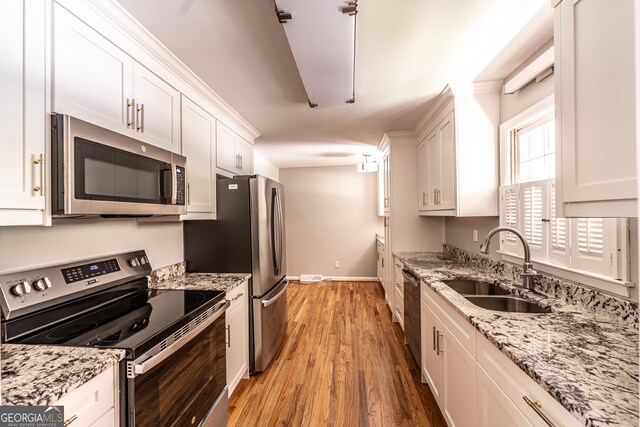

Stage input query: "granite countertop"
[
  {"left": 149, "top": 272, "right": 251, "bottom": 293},
  {"left": 376, "top": 233, "right": 385, "bottom": 245},
  {"left": 394, "top": 251, "right": 639, "bottom": 427},
  {"left": 1, "top": 344, "right": 124, "bottom": 406}
]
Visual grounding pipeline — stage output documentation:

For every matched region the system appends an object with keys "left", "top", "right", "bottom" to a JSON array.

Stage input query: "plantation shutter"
[
  {"left": 521, "top": 180, "right": 547, "bottom": 261},
  {"left": 499, "top": 185, "right": 522, "bottom": 256},
  {"left": 570, "top": 218, "right": 617, "bottom": 277},
  {"left": 548, "top": 180, "right": 570, "bottom": 265}
]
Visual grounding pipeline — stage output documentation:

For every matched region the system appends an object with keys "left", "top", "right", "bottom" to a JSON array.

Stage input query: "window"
[{"left": 499, "top": 98, "right": 629, "bottom": 286}]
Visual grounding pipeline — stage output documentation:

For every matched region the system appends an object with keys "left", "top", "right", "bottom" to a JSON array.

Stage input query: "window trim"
[{"left": 498, "top": 95, "right": 634, "bottom": 298}]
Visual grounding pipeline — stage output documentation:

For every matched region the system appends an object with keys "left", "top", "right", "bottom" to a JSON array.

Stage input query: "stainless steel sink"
[
  {"left": 465, "top": 296, "right": 551, "bottom": 314},
  {"left": 443, "top": 279, "right": 511, "bottom": 296}
]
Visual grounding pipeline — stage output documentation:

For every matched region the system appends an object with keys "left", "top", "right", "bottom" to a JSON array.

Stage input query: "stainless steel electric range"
[{"left": 0, "top": 250, "right": 229, "bottom": 427}]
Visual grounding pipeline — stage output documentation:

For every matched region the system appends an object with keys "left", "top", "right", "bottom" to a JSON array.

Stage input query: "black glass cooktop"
[{"left": 13, "top": 287, "right": 225, "bottom": 358}]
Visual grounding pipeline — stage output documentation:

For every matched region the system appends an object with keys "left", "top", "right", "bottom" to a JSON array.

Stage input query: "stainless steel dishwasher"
[{"left": 403, "top": 268, "right": 421, "bottom": 367}]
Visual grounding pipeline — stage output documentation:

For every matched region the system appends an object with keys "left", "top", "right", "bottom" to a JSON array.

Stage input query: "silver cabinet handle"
[
  {"left": 136, "top": 104, "right": 144, "bottom": 132},
  {"left": 186, "top": 182, "right": 191, "bottom": 205},
  {"left": 226, "top": 325, "right": 231, "bottom": 348},
  {"left": 240, "top": 154, "right": 243, "bottom": 170},
  {"left": 127, "top": 98, "right": 134, "bottom": 128},
  {"left": 433, "top": 189, "right": 437, "bottom": 205},
  {"left": 436, "top": 330, "right": 441, "bottom": 355},
  {"left": 523, "top": 396, "right": 556, "bottom": 427},
  {"left": 64, "top": 415, "right": 78, "bottom": 426},
  {"left": 32, "top": 154, "right": 44, "bottom": 194},
  {"left": 432, "top": 326, "right": 436, "bottom": 351},
  {"left": 231, "top": 292, "right": 244, "bottom": 302}
]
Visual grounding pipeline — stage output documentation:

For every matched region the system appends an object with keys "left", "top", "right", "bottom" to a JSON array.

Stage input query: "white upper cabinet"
[
  {"left": 53, "top": 4, "right": 133, "bottom": 135},
  {"left": 216, "top": 121, "right": 253, "bottom": 175},
  {"left": 181, "top": 95, "right": 216, "bottom": 219},
  {"left": 53, "top": 4, "right": 181, "bottom": 153},
  {"left": 132, "top": 62, "right": 181, "bottom": 153},
  {"left": 554, "top": 0, "right": 637, "bottom": 217},
  {"left": 416, "top": 83, "right": 500, "bottom": 217},
  {"left": 0, "top": 0, "right": 47, "bottom": 226}
]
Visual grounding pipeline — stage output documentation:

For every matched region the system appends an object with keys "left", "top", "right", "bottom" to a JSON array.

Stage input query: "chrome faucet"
[{"left": 479, "top": 226, "right": 541, "bottom": 291}]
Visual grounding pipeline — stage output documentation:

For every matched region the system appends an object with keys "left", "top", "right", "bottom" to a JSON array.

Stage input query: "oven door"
[{"left": 127, "top": 301, "right": 229, "bottom": 427}]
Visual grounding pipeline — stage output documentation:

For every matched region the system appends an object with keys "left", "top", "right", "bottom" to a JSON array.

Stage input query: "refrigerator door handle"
[
  {"left": 262, "top": 280, "right": 289, "bottom": 307},
  {"left": 276, "top": 189, "right": 284, "bottom": 275},
  {"left": 271, "top": 188, "right": 280, "bottom": 275}
]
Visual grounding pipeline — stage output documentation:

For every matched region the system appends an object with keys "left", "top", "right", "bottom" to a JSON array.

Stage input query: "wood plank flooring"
[{"left": 228, "top": 281, "right": 446, "bottom": 427}]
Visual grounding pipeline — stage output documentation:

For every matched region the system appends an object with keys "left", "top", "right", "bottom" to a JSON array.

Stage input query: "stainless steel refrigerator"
[{"left": 183, "top": 175, "right": 287, "bottom": 374}]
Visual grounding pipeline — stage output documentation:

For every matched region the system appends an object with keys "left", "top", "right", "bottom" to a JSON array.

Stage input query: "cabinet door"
[
  {"left": 226, "top": 294, "right": 248, "bottom": 396},
  {"left": 383, "top": 153, "right": 391, "bottom": 214},
  {"left": 0, "top": 0, "right": 46, "bottom": 220},
  {"left": 236, "top": 139, "right": 253, "bottom": 174},
  {"left": 53, "top": 4, "right": 133, "bottom": 135},
  {"left": 477, "top": 365, "right": 534, "bottom": 427},
  {"left": 132, "top": 62, "right": 181, "bottom": 153},
  {"left": 420, "top": 301, "right": 443, "bottom": 404},
  {"left": 556, "top": 0, "right": 637, "bottom": 215},
  {"left": 426, "top": 129, "right": 440, "bottom": 208},
  {"left": 181, "top": 96, "right": 215, "bottom": 215},
  {"left": 437, "top": 111, "right": 456, "bottom": 210},
  {"left": 216, "top": 121, "right": 238, "bottom": 173},
  {"left": 54, "top": 365, "right": 116, "bottom": 427},
  {"left": 441, "top": 330, "right": 476, "bottom": 427},
  {"left": 417, "top": 141, "right": 429, "bottom": 211}
]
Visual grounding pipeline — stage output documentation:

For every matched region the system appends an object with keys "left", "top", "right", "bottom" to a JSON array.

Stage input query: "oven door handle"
[{"left": 132, "top": 300, "right": 230, "bottom": 377}]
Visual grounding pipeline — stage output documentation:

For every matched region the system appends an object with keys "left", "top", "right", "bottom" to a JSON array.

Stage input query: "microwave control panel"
[{"left": 176, "top": 166, "right": 185, "bottom": 205}]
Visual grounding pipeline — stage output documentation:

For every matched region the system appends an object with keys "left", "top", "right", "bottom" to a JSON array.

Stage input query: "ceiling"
[{"left": 117, "top": 0, "right": 553, "bottom": 168}]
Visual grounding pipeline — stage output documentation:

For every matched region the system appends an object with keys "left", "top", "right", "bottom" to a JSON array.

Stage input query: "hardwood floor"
[{"left": 228, "top": 281, "right": 446, "bottom": 427}]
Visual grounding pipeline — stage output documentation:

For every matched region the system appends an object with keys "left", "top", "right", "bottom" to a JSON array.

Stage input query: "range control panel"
[
  {"left": 0, "top": 250, "right": 152, "bottom": 320},
  {"left": 62, "top": 258, "right": 121, "bottom": 284}
]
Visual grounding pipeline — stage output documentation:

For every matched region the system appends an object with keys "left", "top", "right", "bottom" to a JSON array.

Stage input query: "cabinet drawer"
[
  {"left": 476, "top": 333, "right": 582, "bottom": 427},
  {"left": 422, "top": 282, "right": 475, "bottom": 355},
  {"left": 54, "top": 365, "right": 116, "bottom": 427},
  {"left": 226, "top": 280, "right": 248, "bottom": 310}
]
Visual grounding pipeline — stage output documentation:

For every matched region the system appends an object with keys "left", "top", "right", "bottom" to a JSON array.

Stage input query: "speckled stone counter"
[
  {"left": 394, "top": 247, "right": 639, "bottom": 427},
  {"left": 148, "top": 261, "right": 250, "bottom": 293},
  {"left": 1, "top": 344, "right": 124, "bottom": 406}
]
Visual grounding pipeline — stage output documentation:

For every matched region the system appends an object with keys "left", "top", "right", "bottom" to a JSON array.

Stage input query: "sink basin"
[
  {"left": 465, "top": 296, "right": 551, "bottom": 314},
  {"left": 443, "top": 279, "right": 511, "bottom": 296}
]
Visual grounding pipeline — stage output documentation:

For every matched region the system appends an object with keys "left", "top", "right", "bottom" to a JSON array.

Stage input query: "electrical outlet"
[
  {"left": 334, "top": 261, "right": 340, "bottom": 268},
  {"left": 473, "top": 229, "right": 478, "bottom": 242}
]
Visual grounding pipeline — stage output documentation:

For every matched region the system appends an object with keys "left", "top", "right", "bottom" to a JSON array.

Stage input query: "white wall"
[
  {"left": 280, "top": 165, "right": 383, "bottom": 278},
  {"left": 0, "top": 220, "right": 183, "bottom": 273},
  {"left": 254, "top": 152, "right": 280, "bottom": 182}
]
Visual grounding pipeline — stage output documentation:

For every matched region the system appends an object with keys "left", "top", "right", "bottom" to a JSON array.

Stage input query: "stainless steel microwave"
[{"left": 51, "top": 114, "right": 187, "bottom": 217}]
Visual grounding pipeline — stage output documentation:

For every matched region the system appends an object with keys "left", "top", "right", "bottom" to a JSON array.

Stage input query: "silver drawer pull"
[
  {"left": 64, "top": 415, "right": 77, "bottom": 426},
  {"left": 231, "top": 292, "right": 245, "bottom": 302},
  {"left": 523, "top": 396, "right": 556, "bottom": 427}
]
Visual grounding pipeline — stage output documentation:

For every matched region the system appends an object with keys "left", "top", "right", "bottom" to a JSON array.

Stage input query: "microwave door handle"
[{"left": 160, "top": 167, "right": 173, "bottom": 203}]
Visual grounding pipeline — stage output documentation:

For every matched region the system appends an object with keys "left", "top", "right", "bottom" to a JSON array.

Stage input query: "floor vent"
[{"left": 300, "top": 274, "right": 323, "bottom": 283}]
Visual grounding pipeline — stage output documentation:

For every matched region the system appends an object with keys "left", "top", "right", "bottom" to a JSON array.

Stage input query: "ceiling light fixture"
[
  {"left": 274, "top": 0, "right": 357, "bottom": 109},
  {"left": 357, "top": 155, "right": 377, "bottom": 173}
]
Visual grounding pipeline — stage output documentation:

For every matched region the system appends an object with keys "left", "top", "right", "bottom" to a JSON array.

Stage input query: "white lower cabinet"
[
  {"left": 421, "top": 284, "right": 475, "bottom": 427},
  {"left": 476, "top": 364, "right": 534, "bottom": 427},
  {"left": 54, "top": 365, "right": 118, "bottom": 427},
  {"left": 420, "top": 281, "right": 583, "bottom": 427},
  {"left": 226, "top": 280, "right": 249, "bottom": 397}
]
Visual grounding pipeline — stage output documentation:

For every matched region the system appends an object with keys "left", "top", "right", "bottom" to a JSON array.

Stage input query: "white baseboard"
[{"left": 287, "top": 276, "right": 378, "bottom": 282}]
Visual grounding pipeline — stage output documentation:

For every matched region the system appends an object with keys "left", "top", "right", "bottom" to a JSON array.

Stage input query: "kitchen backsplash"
[
  {"left": 443, "top": 244, "right": 639, "bottom": 328},
  {"left": 148, "top": 262, "right": 186, "bottom": 286}
]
